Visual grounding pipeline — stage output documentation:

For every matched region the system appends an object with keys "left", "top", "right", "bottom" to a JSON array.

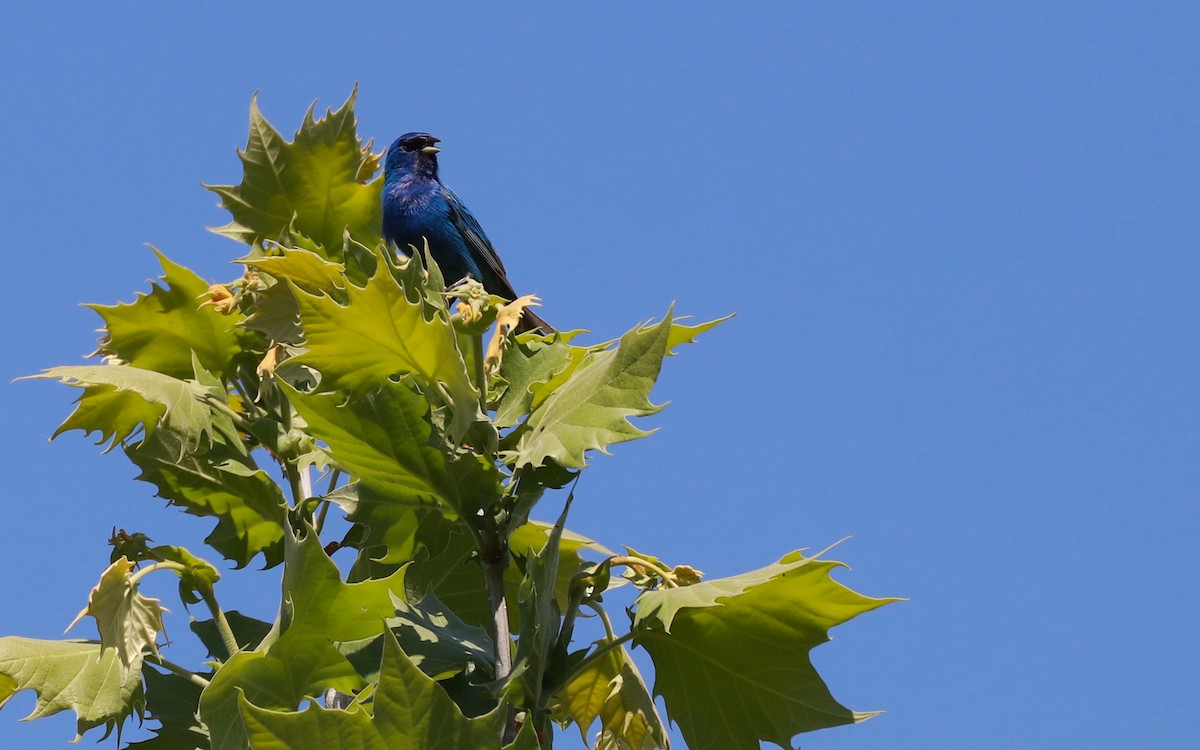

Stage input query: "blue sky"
[{"left": 2, "top": 3, "right": 1197, "bottom": 748}]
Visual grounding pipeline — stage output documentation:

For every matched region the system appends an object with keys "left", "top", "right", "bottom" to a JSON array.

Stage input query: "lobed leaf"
[
  {"left": 199, "top": 526, "right": 405, "bottom": 750},
  {"left": 67, "top": 557, "right": 166, "bottom": 669},
  {"left": 0, "top": 637, "right": 144, "bottom": 741},
  {"left": 288, "top": 381, "right": 501, "bottom": 523},
  {"left": 129, "top": 666, "right": 211, "bottom": 749},
  {"left": 289, "top": 251, "right": 479, "bottom": 442},
  {"left": 206, "top": 89, "right": 383, "bottom": 256},
  {"left": 632, "top": 551, "right": 899, "bottom": 750},
  {"left": 513, "top": 312, "right": 677, "bottom": 469},
  {"left": 551, "top": 642, "right": 669, "bottom": 750},
  {"left": 88, "top": 249, "right": 253, "bottom": 380},
  {"left": 31, "top": 364, "right": 220, "bottom": 457},
  {"left": 239, "top": 631, "right": 509, "bottom": 750},
  {"left": 127, "top": 433, "right": 288, "bottom": 568}
]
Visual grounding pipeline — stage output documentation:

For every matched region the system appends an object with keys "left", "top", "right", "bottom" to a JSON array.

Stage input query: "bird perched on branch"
[{"left": 382, "top": 132, "right": 553, "bottom": 334}]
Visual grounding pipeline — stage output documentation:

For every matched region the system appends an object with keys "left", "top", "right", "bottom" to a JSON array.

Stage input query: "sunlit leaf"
[
  {"left": 87, "top": 249, "right": 254, "bottom": 380},
  {"left": 552, "top": 642, "right": 669, "bottom": 750},
  {"left": 290, "top": 249, "right": 479, "bottom": 442},
  {"left": 514, "top": 310, "right": 726, "bottom": 470},
  {"left": 30, "top": 364, "right": 219, "bottom": 457},
  {"left": 0, "top": 637, "right": 143, "bottom": 741},
  {"left": 67, "top": 557, "right": 166, "bottom": 669},
  {"left": 206, "top": 89, "right": 382, "bottom": 255},
  {"left": 288, "top": 380, "right": 500, "bottom": 521}
]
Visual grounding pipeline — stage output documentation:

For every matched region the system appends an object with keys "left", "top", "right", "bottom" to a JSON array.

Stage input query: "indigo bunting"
[{"left": 382, "top": 132, "right": 553, "bottom": 333}]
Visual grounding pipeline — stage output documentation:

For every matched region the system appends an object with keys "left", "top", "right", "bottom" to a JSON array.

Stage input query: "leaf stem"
[
  {"left": 586, "top": 600, "right": 617, "bottom": 641},
  {"left": 146, "top": 654, "right": 210, "bottom": 688},
  {"left": 129, "top": 561, "right": 188, "bottom": 586},
  {"left": 471, "top": 331, "right": 487, "bottom": 413},
  {"left": 198, "top": 586, "right": 240, "bottom": 660}
]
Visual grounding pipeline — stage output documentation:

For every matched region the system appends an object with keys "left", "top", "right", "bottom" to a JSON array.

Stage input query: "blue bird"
[{"left": 382, "top": 132, "right": 553, "bottom": 333}]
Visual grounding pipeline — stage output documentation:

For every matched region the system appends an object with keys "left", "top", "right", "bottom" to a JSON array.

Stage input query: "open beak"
[{"left": 421, "top": 138, "right": 442, "bottom": 155}]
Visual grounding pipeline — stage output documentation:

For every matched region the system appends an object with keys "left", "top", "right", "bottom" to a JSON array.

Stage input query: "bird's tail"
[{"left": 516, "top": 307, "right": 556, "bottom": 335}]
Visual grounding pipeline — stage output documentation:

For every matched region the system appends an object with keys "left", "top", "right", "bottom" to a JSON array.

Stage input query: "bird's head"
[{"left": 385, "top": 132, "right": 442, "bottom": 179}]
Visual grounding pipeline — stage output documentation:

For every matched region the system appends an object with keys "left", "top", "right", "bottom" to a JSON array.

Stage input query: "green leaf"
[
  {"left": 242, "top": 246, "right": 347, "bottom": 296},
  {"left": 192, "top": 611, "right": 275, "bottom": 662},
  {"left": 30, "top": 364, "right": 220, "bottom": 457},
  {"left": 199, "top": 526, "right": 406, "bottom": 750},
  {"left": 289, "top": 250, "right": 479, "bottom": 442},
  {"left": 127, "top": 433, "right": 288, "bottom": 568},
  {"left": 148, "top": 544, "right": 222, "bottom": 605},
  {"left": 237, "top": 631, "right": 508, "bottom": 750},
  {"left": 288, "top": 381, "right": 501, "bottom": 522},
  {"left": 514, "top": 309, "right": 698, "bottom": 470},
  {"left": 241, "top": 282, "right": 305, "bottom": 346},
  {"left": 493, "top": 331, "right": 584, "bottom": 428},
  {"left": 403, "top": 520, "right": 611, "bottom": 636},
  {"left": 388, "top": 589, "right": 496, "bottom": 680},
  {"left": 505, "top": 498, "right": 573, "bottom": 711},
  {"left": 551, "top": 642, "right": 669, "bottom": 750},
  {"left": 632, "top": 551, "right": 899, "bottom": 750},
  {"left": 206, "top": 89, "right": 383, "bottom": 255},
  {"left": 331, "top": 485, "right": 459, "bottom": 570},
  {"left": 87, "top": 249, "right": 253, "bottom": 380},
  {"left": 131, "top": 666, "right": 210, "bottom": 749},
  {"left": 66, "top": 557, "right": 166, "bottom": 669},
  {"left": 0, "top": 637, "right": 144, "bottom": 741}
]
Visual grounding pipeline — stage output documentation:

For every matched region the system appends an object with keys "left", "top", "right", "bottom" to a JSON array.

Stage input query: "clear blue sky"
[{"left": 2, "top": 3, "right": 1196, "bottom": 748}]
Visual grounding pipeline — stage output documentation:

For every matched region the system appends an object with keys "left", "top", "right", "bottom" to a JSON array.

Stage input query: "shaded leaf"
[
  {"left": 505, "top": 498, "right": 572, "bottom": 710},
  {"left": 130, "top": 666, "right": 210, "bottom": 749},
  {"left": 192, "top": 611, "right": 275, "bottom": 662},
  {"left": 632, "top": 551, "right": 898, "bottom": 750},
  {"left": 199, "top": 526, "right": 405, "bottom": 750},
  {"left": 238, "top": 631, "right": 508, "bottom": 750},
  {"left": 127, "top": 433, "right": 288, "bottom": 568},
  {"left": 387, "top": 589, "right": 496, "bottom": 679}
]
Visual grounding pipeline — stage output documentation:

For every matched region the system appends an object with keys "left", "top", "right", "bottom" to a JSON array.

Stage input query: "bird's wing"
[{"left": 440, "top": 185, "right": 518, "bottom": 298}]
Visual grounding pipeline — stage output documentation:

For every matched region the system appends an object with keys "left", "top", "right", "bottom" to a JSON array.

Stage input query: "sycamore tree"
[{"left": 0, "top": 90, "right": 896, "bottom": 750}]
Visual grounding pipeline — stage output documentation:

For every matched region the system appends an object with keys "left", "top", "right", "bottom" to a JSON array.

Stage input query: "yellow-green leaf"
[
  {"left": 88, "top": 249, "right": 251, "bottom": 380},
  {"left": 0, "top": 637, "right": 144, "bottom": 741},
  {"left": 67, "top": 557, "right": 166, "bottom": 669},
  {"left": 206, "top": 89, "right": 383, "bottom": 255},
  {"left": 290, "top": 252, "right": 479, "bottom": 441}
]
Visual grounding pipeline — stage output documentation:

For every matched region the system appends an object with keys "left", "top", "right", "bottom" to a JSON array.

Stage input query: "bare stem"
[{"left": 481, "top": 557, "right": 513, "bottom": 679}]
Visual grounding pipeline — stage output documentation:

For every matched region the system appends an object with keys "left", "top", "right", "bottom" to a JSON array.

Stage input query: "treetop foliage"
[{"left": 2, "top": 89, "right": 896, "bottom": 750}]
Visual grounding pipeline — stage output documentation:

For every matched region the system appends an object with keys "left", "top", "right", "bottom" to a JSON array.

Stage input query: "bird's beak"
[{"left": 421, "top": 145, "right": 441, "bottom": 155}]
